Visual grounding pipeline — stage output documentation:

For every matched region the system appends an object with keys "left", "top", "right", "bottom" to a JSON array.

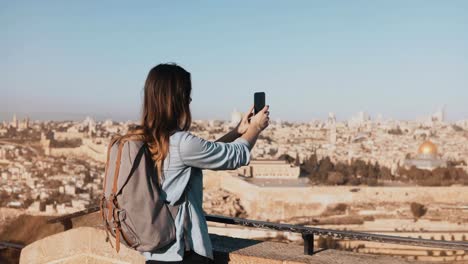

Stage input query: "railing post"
[
  {"left": 60, "top": 219, "right": 73, "bottom": 231},
  {"left": 302, "top": 233, "right": 314, "bottom": 255}
]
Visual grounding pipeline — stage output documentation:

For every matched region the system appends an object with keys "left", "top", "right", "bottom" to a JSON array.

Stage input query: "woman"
[{"left": 139, "top": 63, "right": 270, "bottom": 263}]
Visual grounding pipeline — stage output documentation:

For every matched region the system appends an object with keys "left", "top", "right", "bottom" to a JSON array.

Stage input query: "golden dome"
[{"left": 418, "top": 140, "right": 438, "bottom": 156}]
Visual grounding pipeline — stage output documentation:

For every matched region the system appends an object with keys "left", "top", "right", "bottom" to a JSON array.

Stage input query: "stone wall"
[
  {"left": 236, "top": 160, "right": 301, "bottom": 178},
  {"left": 203, "top": 171, "right": 468, "bottom": 221},
  {"left": 49, "top": 140, "right": 105, "bottom": 162}
]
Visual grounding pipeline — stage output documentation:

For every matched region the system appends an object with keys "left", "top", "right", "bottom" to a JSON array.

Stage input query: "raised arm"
[
  {"left": 179, "top": 132, "right": 252, "bottom": 170},
  {"left": 215, "top": 129, "right": 241, "bottom": 143},
  {"left": 179, "top": 105, "right": 270, "bottom": 170},
  {"left": 215, "top": 105, "right": 254, "bottom": 143}
]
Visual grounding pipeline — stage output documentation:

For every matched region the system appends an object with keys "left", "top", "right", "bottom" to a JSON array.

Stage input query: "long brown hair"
[{"left": 137, "top": 63, "right": 192, "bottom": 182}]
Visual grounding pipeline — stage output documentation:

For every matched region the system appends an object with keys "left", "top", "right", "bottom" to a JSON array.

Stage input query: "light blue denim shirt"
[{"left": 142, "top": 130, "right": 251, "bottom": 261}]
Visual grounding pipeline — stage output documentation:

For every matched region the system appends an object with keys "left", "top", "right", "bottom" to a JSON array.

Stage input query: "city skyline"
[
  {"left": 2, "top": 1, "right": 468, "bottom": 121},
  {"left": 0, "top": 105, "right": 456, "bottom": 123}
]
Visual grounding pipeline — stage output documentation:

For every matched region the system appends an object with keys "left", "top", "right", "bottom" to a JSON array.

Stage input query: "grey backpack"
[{"left": 100, "top": 132, "right": 185, "bottom": 253}]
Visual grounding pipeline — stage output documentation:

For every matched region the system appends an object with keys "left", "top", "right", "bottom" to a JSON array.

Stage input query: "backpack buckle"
[
  {"left": 112, "top": 206, "right": 121, "bottom": 221},
  {"left": 116, "top": 209, "right": 127, "bottom": 221}
]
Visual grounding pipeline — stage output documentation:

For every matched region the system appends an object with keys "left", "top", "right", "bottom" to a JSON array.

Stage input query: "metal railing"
[
  {"left": 46, "top": 205, "right": 468, "bottom": 255},
  {"left": 0, "top": 241, "right": 24, "bottom": 250}
]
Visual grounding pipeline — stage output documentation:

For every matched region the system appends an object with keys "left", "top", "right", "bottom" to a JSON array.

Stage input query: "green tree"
[{"left": 410, "top": 202, "right": 428, "bottom": 221}]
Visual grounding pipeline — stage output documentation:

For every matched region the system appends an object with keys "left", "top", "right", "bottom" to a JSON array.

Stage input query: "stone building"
[{"left": 236, "top": 159, "right": 300, "bottom": 178}]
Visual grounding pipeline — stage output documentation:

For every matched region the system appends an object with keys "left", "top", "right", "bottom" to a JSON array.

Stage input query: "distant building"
[
  {"left": 236, "top": 159, "right": 300, "bottom": 178},
  {"left": 431, "top": 106, "right": 445, "bottom": 123},
  {"left": 328, "top": 112, "right": 337, "bottom": 145},
  {"left": 18, "top": 116, "right": 30, "bottom": 131},
  {"left": 230, "top": 109, "right": 242, "bottom": 127},
  {"left": 65, "top": 184, "right": 76, "bottom": 195},
  {"left": 349, "top": 111, "right": 370, "bottom": 128},
  {"left": 7, "top": 200, "right": 23, "bottom": 208},
  {"left": 103, "top": 119, "right": 113, "bottom": 127},
  {"left": 83, "top": 116, "right": 96, "bottom": 137},
  {"left": 375, "top": 113, "right": 383, "bottom": 124},
  {"left": 11, "top": 114, "right": 18, "bottom": 129},
  {"left": 40, "top": 131, "right": 55, "bottom": 155},
  {"left": 455, "top": 119, "right": 468, "bottom": 129},
  {"left": 404, "top": 140, "right": 447, "bottom": 170}
]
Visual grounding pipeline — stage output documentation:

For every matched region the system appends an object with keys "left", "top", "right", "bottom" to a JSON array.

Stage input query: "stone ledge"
[
  {"left": 19, "top": 227, "right": 145, "bottom": 264},
  {"left": 20, "top": 227, "right": 411, "bottom": 264},
  {"left": 211, "top": 234, "right": 411, "bottom": 264}
]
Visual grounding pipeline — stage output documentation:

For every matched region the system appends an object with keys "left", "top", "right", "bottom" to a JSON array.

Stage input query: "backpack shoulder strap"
[
  {"left": 100, "top": 135, "right": 123, "bottom": 222},
  {"left": 115, "top": 142, "right": 147, "bottom": 196},
  {"left": 111, "top": 136, "right": 133, "bottom": 195},
  {"left": 102, "top": 135, "right": 122, "bottom": 193}
]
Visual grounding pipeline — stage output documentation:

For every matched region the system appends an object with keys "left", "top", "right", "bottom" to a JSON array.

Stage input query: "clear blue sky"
[{"left": 2, "top": 1, "right": 467, "bottom": 122}]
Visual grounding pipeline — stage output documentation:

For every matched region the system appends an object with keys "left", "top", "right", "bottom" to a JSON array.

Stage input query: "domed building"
[
  {"left": 418, "top": 140, "right": 438, "bottom": 157},
  {"left": 404, "top": 140, "right": 446, "bottom": 170}
]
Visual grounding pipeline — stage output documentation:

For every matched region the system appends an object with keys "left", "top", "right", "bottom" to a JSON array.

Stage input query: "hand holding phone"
[
  {"left": 249, "top": 92, "right": 269, "bottom": 132},
  {"left": 254, "top": 92, "right": 266, "bottom": 115}
]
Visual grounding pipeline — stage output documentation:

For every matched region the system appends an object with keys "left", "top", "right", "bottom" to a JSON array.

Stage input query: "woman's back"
[{"left": 141, "top": 130, "right": 252, "bottom": 262}]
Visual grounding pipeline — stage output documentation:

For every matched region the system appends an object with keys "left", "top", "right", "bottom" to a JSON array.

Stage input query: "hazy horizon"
[
  {"left": 3, "top": 1, "right": 468, "bottom": 122},
  {"left": 0, "top": 107, "right": 462, "bottom": 123}
]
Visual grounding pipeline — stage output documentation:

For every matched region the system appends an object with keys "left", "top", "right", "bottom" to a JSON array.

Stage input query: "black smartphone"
[{"left": 254, "top": 92, "right": 266, "bottom": 115}]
